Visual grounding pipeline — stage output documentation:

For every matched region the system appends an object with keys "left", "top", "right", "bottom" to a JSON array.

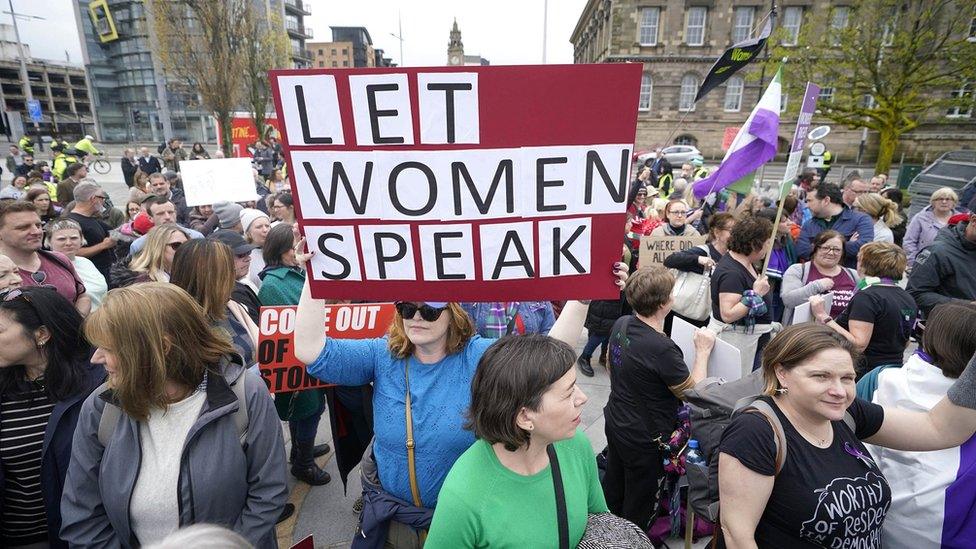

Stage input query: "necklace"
[{"left": 777, "top": 400, "right": 832, "bottom": 447}]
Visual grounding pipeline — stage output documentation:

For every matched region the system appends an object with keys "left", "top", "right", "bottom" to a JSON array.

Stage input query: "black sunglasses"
[{"left": 395, "top": 302, "right": 447, "bottom": 322}]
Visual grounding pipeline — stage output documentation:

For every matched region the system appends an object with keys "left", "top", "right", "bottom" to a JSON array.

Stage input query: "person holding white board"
[
  {"left": 603, "top": 265, "right": 715, "bottom": 530},
  {"left": 780, "top": 230, "right": 858, "bottom": 325}
]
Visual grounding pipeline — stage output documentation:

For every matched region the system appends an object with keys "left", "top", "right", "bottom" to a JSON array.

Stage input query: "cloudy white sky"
[{"left": 14, "top": 0, "right": 589, "bottom": 67}]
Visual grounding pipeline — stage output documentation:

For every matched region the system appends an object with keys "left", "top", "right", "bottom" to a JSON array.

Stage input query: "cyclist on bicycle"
[{"left": 74, "top": 134, "right": 102, "bottom": 158}]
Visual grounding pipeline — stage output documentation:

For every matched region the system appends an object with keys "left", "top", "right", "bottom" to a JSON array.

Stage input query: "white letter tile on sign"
[
  {"left": 349, "top": 74, "right": 414, "bottom": 146},
  {"left": 417, "top": 72, "right": 479, "bottom": 145},
  {"left": 277, "top": 75, "right": 344, "bottom": 146}
]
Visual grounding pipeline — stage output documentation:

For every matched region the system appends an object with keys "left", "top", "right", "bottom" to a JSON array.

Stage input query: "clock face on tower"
[{"left": 450, "top": 55, "right": 460, "bottom": 65}]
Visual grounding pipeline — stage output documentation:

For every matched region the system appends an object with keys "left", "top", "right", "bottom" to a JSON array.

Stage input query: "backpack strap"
[
  {"left": 739, "top": 399, "right": 788, "bottom": 475},
  {"left": 842, "top": 411, "right": 855, "bottom": 434},
  {"left": 231, "top": 371, "right": 249, "bottom": 447},
  {"left": 548, "top": 444, "right": 569, "bottom": 549}
]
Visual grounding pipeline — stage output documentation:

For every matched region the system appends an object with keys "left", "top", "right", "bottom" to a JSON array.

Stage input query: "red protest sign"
[
  {"left": 269, "top": 64, "right": 641, "bottom": 302},
  {"left": 722, "top": 126, "right": 739, "bottom": 151},
  {"left": 258, "top": 303, "right": 396, "bottom": 393}
]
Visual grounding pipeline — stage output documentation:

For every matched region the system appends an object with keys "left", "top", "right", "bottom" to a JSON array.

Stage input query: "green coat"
[{"left": 257, "top": 266, "right": 324, "bottom": 421}]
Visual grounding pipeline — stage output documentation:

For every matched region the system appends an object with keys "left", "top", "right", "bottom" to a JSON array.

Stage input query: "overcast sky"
[{"left": 15, "top": 0, "right": 588, "bottom": 67}]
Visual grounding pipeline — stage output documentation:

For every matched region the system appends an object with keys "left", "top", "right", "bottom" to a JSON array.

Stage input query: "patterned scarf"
[
  {"left": 739, "top": 290, "right": 768, "bottom": 332},
  {"left": 484, "top": 302, "right": 520, "bottom": 338}
]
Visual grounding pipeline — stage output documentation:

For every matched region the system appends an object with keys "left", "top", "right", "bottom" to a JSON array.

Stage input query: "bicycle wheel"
[{"left": 91, "top": 158, "right": 111, "bottom": 175}]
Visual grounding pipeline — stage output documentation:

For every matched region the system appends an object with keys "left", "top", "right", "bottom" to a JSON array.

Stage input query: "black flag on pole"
[{"left": 695, "top": 15, "right": 773, "bottom": 102}]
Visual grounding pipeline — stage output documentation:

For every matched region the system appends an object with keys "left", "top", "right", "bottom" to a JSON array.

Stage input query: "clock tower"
[{"left": 447, "top": 19, "right": 463, "bottom": 66}]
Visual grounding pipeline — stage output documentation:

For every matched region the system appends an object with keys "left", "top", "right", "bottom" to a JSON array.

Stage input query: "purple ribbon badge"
[{"left": 844, "top": 442, "right": 877, "bottom": 469}]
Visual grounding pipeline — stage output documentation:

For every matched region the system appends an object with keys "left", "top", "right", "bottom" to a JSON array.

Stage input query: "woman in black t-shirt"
[
  {"left": 708, "top": 215, "right": 774, "bottom": 376},
  {"left": 810, "top": 242, "right": 918, "bottom": 379},
  {"left": 718, "top": 324, "right": 976, "bottom": 549}
]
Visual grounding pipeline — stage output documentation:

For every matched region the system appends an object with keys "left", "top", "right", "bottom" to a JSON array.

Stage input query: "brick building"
[{"left": 571, "top": 0, "right": 976, "bottom": 164}]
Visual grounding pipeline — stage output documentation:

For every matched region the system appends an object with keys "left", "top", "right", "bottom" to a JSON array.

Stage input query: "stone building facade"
[{"left": 571, "top": 0, "right": 976, "bottom": 165}]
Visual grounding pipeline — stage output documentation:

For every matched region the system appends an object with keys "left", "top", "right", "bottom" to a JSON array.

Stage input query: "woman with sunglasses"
[
  {"left": 110, "top": 224, "right": 187, "bottom": 288},
  {"left": 0, "top": 286, "right": 104, "bottom": 547},
  {"left": 294, "top": 246, "right": 628, "bottom": 548},
  {"left": 781, "top": 230, "right": 858, "bottom": 325},
  {"left": 257, "top": 223, "right": 331, "bottom": 486}
]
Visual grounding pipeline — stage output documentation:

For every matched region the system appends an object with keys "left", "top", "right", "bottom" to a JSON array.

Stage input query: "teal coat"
[{"left": 257, "top": 266, "right": 325, "bottom": 421}]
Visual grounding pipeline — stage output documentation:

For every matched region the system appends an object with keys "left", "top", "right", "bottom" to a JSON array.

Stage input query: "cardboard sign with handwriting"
[{"left": 638, "top": 235, "right": 707, "bottom": 267}]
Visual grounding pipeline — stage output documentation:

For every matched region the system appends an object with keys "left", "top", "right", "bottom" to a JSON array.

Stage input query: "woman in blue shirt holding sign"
[{"left": 294, "top": 242, "right": 628, "bottom": 548}]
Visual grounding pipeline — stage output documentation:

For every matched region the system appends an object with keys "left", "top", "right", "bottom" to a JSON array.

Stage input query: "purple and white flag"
[{"left": 693, "top": 66, "right": 782, "bottom": 200}]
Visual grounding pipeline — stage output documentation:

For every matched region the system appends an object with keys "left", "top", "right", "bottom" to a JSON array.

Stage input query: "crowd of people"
[{"left": 0, "top": 133, "right": 974, "bottom": 549}]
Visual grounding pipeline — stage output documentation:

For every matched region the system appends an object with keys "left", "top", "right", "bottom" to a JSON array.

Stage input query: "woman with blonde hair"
[
  {"left": 60, "top": 283, "right": 287, "bottom": 548},
  {"left": 717, "top": 322, "right": 976, "bottom": 549},
  {"left": 811, "top": 241, "right": 917, "bottom": 380},
  {"left": 112, "top": 224, "right": 188, "bottom": 287},
  {"left": 904, "top": 186, "right": 964, "bottom": 270},
  {"left": 294, "top": 247, "right": 628, "bottom": 547},
  {"left": 853, "top": 192, "right": 903, "bottom": 243}
]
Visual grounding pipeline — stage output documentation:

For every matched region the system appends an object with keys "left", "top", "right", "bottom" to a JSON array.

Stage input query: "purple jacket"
[{"left": 904, "top": 206, "right": 964, "bottom": 269}]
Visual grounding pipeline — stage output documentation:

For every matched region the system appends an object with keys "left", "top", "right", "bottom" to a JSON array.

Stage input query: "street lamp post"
[
  {"left": 389, "top": 13, "right": 404, "bottom": 67},
  {"left": 6, "top": 0, "right": 45, "bottom": 151}
]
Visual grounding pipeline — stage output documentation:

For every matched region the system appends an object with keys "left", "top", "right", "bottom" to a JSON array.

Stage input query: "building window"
[
  {"left": 342, "top": 48, "right": 349, "bottom": 55},
  {"left": 318, "top": 48, "right": 323, "bottom": 55},
  {"left": 818, "top": 87, "right": 834, "bottom": 103},
  {"left": 731, "top": 7, "right": 755, "bottom": 43},
  {"left": 331, "top": 61, "right": 337, "bottom": 67},
  {"left": 782, "top": 7, "right": 803, "bottom": 46},
  {"left": 318, "top": 61, "right": 324, "bottom": 67},
  {"left": 780, "top": 93, "right": 789, "bottom": 113},
  {"left": 724, "top": 76, "right": 744, "bottom": 112},
  {"left": 639, "top": 7, "right": 660, "bottom": 46},
  {"left": 947, "top": 84, "right": 973, "bottom": 117},
  {"left": 685, "top": 7, "right": 707, "bottom": 46},
  {"left": 342, "top": 60, "right": 349, "bottom": 67},
  {"left": 639, "top": 73, "right": 652, "bottom": 111},
  {"left": 674, "top": 134, "right": 697, "bottom": 146},
  {"left": 830, "top": 6, "right": 849, "bottom": 45},
  {"left": 331, "top": 48, "right": 336, "bottom": 55},
  {"left": 679, "top": 74, "right": 698, "bottom": 111}
]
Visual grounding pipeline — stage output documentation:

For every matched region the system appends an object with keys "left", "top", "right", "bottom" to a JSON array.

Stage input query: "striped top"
[{"left": 0, "top": 383, "right": 53, "bottom": 546}]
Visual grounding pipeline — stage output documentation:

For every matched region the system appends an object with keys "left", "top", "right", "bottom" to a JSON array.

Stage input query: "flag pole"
[{"left": 761, "top": 191, "right": 787, "bottom": 275}]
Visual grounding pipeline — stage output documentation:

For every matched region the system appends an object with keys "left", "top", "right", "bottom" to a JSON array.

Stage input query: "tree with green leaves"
[{"left": 771, "top": 0, "right": 976, "bottom": 173}]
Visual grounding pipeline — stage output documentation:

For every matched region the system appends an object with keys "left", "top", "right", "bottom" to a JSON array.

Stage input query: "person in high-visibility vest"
[
  {"left": 817, "top": 149, "right": 833, "bottom": 180},
  {"left": 52, "top": 146, "right": 79, "bottom": 182},
  {"left": 18, "top": 135, "right": 34, "bottom": 155},
  {"left": 692, "top": 157, "right": 709, "bottom": 180},
  {"left": 73, "top": 135, "right": 102, "bottom": 157}
]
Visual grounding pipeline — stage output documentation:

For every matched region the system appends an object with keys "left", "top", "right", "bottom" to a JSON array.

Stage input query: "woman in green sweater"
[
  {"left": 425, "top": 334, "right": 607, "bottom": 547},
  {"left": 257, "top": 223, "right": 331, "bottom": 486}
]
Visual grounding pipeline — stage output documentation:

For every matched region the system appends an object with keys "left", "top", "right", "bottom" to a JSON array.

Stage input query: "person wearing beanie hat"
[
  {"left": 240, "top": 208, "right": 271, "bottom": 290},
  {"left": 213, "top": 201, "right": 244, "bottom": 232}
]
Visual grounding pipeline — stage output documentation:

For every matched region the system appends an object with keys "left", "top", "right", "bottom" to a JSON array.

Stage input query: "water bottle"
[{"left": 686, "top": 439, "right": 706, "bottom": 467}]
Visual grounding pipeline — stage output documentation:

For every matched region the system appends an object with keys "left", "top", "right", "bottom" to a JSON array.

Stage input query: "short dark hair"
[
  {"left": 812, "top": 230, "right": 847, "bottom": 264},
  {"left": 727, "top": 215, "right": 772, "bottom": 255},
  {"left": 706, "top": 212, "right": 736, "bottom": 242},
  {"left": 65, "top": 162, "right": 86, "bottom": 178},
  {"left": 923, "top": 302, "right": 976, "bottom": 379},
  {"left": 0, "top": 287, "right": 91, "bottom": 400},
  {"left": 263, "top": 223, "right": 295, "bottom": 266},
  {"left": 466, "top": 334, "right": 576, "bottom": 451},
  {"left": 274, "top": 192, "right": 293, "bottom": 208},
  {"left": 811, "top": 182, "right": 843, "bottom": 205},
  {"left": 625, "top": 265, "right": 674, "bottom": 316},
  {"left": 146, "top": 195, "right": 174, "bottom": 214},
  {"left": 0, "top": 200, "right": 41, "bottom": 228}
]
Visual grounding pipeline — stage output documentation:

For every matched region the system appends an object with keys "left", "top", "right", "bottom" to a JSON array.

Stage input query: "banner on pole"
[
  {"left": 637, "top": 235, "right": 707, "bottom": 268},
  {"left": 270, "top": 65, "right": 641, "bottom": 301},
  {"left": 781, "top": 82, "right": 821, "bottom": 194},
  {"left": 695, "top": 16, "right": 773, "bottom": 102},
  {"left": 258, "top": 304, "right": 396, "bottom": 393}
]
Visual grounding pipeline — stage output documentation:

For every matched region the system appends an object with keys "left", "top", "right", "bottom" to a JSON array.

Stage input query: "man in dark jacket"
[
  {"left": 907, "top": 213, "right": 976, "bottom": 317},
  {"left": 137, "top": 146, "right": 162, "bottom": 175},
  {"left": 796, "top": 182, "right": 875, "bottom": 268}
]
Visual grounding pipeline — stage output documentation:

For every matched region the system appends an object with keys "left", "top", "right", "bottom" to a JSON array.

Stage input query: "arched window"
[
  {"left": 679, "top": 74, "right": 698, "bottom": 111},
  {"left": 674, "top": 134, "right": 697, "bottom": 146},
  {"left": 724, "top": 76, "right": 744, "bottom": 112},
  {"left": 639, "top": 73, "right": 652, "bottom": 111}
]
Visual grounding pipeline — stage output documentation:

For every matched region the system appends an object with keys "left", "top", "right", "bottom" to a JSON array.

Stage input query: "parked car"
[{"left": 636, "top": 145, "right": 703, "bottom": 166}]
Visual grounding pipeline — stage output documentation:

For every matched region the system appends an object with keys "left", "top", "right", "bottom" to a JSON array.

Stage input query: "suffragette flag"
[{"left": 692, "top": 66, "right": 782, "bottom": 200}]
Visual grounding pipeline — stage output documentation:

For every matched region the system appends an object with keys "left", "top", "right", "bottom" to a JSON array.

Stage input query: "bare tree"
[
  {"left": 149, "top": 0, "right": 248, "bottom": 156},
  {"left": 772, "top": 0, "right": 976, "bottom": 173},
  {"left": 240, "top": 6, "right": 290, "bottom": 141}
]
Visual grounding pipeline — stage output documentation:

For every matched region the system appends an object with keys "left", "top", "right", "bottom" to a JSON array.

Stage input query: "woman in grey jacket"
[
  {"left": 60, "top": 283, "right": 288, "bottom": 548},
  {"left": 781, "top": 230, "right": 858, "bottom": 325},
  {"left": 904, "top": 187, "right": 964, "bottom": 271}
]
